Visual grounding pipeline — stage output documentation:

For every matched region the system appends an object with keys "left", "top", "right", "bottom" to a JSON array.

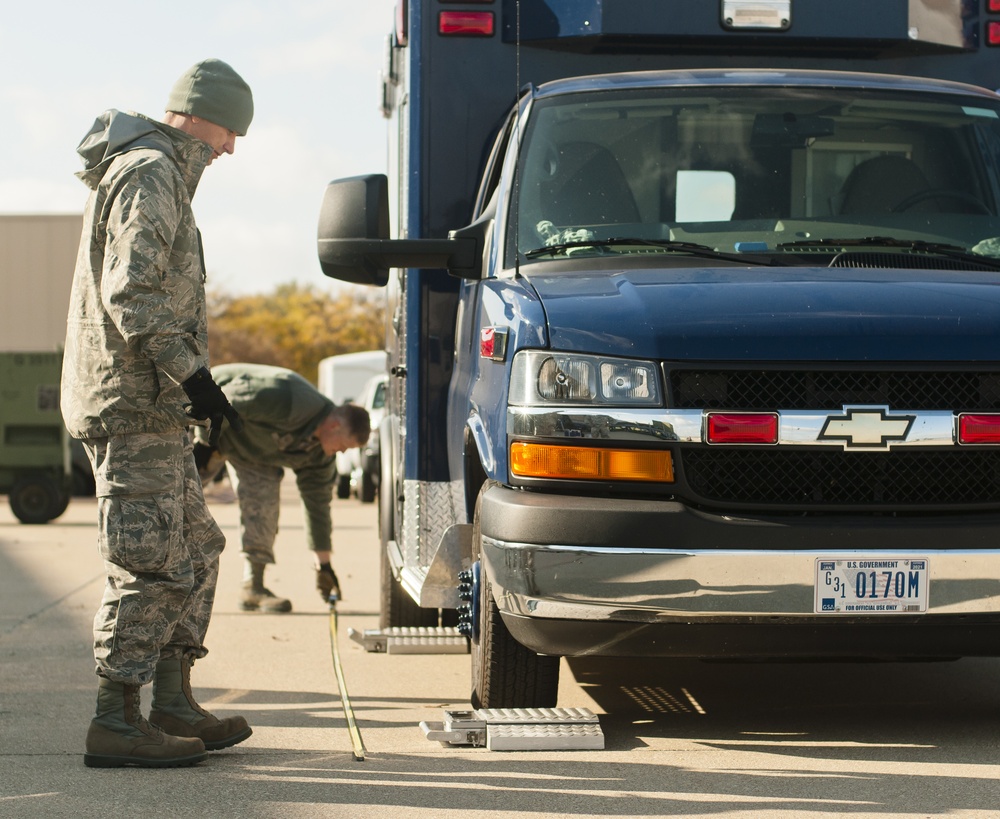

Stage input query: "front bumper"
[{"left": 478, "top": 484, "right": 1000, "bottom": 658}]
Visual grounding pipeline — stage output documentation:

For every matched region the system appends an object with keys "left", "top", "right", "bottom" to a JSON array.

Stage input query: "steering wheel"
[{"left": 892, "top": 188, "right": 992, "bottom": 215}]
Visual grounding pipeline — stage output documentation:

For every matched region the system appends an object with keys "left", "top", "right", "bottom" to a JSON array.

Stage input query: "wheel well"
[{"left": 463, "top": 426, "right": 488, "bottom": 523}]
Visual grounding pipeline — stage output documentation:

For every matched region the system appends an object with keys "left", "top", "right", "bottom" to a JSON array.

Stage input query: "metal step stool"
[
  {"left": 347, "top": 626, "right": 470, "bottom": 654},
  {"left": 420, "top": 706, "right": 604, "bottom": 751}
]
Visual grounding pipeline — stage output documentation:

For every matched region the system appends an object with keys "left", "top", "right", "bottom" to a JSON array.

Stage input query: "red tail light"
[
  {"left": 706, "top": 413, "right": 778, "bottom": 444},
  {"left": 395, "top": 0, "right": 408, "bottom": 46},
  {"left": 439, "top": 12, "right": 495, "bottom": 36}
]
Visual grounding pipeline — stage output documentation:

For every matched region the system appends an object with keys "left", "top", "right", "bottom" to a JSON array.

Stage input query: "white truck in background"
[
  {"left": 317, "top": 350, "right": 387, "bottom": 499},
  {"left": 317, "top": 350, "right": 387, "bottom": 405},
  {"left": 340, "top": 372, "right": 389, "bottom": 503}
]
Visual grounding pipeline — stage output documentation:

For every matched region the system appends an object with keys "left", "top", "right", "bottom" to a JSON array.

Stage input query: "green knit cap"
[{"left": 166, "top": 58, "right": 254, "bottom": 136}]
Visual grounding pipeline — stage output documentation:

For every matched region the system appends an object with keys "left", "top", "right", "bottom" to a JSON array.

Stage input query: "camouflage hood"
[{"left": 75, "top": 109, "right": 210, "bottom": 197}]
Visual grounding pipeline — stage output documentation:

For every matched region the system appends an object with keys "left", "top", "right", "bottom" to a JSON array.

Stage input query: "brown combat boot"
[
  {"left": 84, "top": 677, "right": 206, "bottom": 768},
  {"left": 149, "top": 655, "right": 253, "bottom": 751},
  {"left": 240, "top": 562, "right": 292, "bottom": 612}
]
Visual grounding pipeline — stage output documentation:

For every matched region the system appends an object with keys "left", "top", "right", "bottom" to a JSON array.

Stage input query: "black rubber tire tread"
[
  {"left": 9, "top": 472, "right": 68, "bottom": 524},
  {"left": 335, "top": 473, "right": 351, "bottom": 499},
  {"left": 379, "top": 543, "right": 438, "bottom": 630},
  {"left": 359, "top": 469, "right": 376, "bottom": 504},
  {"left": 470, "top": 483, "right": 560, "bottom": 709}
]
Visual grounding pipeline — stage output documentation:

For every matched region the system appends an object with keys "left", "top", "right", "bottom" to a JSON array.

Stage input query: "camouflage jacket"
[
  {"left": 61, "top": 109, "right": 214, "bottom": 439},
  {"left": 205, "top": 363, "right": 337, "bottom": 553}
]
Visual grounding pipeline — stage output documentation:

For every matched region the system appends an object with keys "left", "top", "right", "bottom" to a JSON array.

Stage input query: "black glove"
[
  {"left": 192, "top": 440, "right": 227, "bottom": 484},
  {"left": 316, "top": 563, "right": 341, "bottom": 604},
  {"left": 192, "top": 440, "right": 217, "bottom": 473},
  {"left": 181, "top": 367, "right": 244, "bottom": 447}
]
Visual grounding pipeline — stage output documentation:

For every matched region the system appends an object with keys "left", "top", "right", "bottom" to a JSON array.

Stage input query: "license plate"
[{"left": 814, "top": 557, "right": 928, "bottom": 614}]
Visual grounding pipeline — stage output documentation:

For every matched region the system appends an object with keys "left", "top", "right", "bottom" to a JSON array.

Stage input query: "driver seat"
[
  {"left": 838, "top": 155, "right": 931, "bottom": 214},
  {"left": 540, "top": 141, "right": 640, "bottom": 226}
]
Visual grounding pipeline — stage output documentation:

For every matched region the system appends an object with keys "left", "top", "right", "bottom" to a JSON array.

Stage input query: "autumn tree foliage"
[{"left": 207, "top": 283, "right": 385, "bottom": 385}]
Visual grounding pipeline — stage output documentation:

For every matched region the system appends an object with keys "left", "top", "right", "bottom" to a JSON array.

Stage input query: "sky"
[{"left": 0, "top": 1, "right": 396, "bottom": 296}]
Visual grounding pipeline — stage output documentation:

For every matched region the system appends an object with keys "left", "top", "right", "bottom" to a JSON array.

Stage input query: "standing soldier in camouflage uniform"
[
  {"left": 193, "top": 364, "right": 370, "bottom": 612},
  {"left": 62, "top": 59, "right": 255, "bottom": 768}
]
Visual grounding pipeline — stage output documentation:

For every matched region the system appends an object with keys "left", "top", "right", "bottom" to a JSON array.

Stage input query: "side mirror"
[
  {"left": 317, "top": 174, "right": 482, "bottom": 286},
  {"left": 317, "top": 175, "right": 391, "bottom": 286}
]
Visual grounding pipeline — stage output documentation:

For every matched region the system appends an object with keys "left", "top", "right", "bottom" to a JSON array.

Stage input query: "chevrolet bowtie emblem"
[{"left": 819, "top": 407, "right": 915, "bottom": 450}]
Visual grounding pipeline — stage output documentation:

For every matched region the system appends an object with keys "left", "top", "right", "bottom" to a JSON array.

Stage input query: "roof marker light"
[
  {"left": 395, "top": 0, "right": 408, "bottom": 46},
  {"left": 706, "top": 412, "right": 778, "bottom": 444}
]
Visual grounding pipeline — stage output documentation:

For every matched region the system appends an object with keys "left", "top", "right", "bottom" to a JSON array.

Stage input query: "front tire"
[{"left": 470, "top": 485, "right": 559, "bottom": 709}]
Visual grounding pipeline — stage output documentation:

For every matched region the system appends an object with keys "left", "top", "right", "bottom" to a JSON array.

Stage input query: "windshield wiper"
[
  {"left": 776, "top": 236, "right": 1000, "bottom": 270},
  {"left": 524, "top": 237, "right": 783, "bottom": 266}
]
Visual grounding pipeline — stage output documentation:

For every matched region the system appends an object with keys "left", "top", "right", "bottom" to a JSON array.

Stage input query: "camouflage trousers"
[
  {"left": 224, "top": 457, "right": 284, "bottom": 565},
  {"left": 83, "top": 430, "right": 226, "bottom": 686}
]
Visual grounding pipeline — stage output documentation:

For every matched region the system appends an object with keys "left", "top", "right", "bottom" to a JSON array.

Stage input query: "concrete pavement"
[
  {"left": 0, "top": 481, "right": 477, "bottom": 818},
  {"left": 5, "top": 480, "right": 1000, "bottom": 818}
]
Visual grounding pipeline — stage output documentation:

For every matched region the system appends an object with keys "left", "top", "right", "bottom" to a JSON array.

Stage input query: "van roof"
[{"left": 533, "top": 68, "right": 1000, "bottom": 101}]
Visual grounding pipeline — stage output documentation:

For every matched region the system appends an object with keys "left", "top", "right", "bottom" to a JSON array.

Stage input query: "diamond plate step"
[
  {"left": 347, "top": 626, "right": 470, "bottom": 654},
  {"left": 420, "top": 706, "right": 605, "bottom": 751},
  {"left": 477, "top": 707, "right": 599, "bottom": 725},
  {"left": 487, "top": 722, "right": 605, "bottom": 751}
]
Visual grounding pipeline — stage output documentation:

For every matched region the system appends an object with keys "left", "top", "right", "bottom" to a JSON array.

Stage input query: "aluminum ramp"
[
  {"left": 347, "top": 626, "right": 469, "bottom": 654},
  {"left": 420, "top": 706, "right": 605, "bottom": 751}
]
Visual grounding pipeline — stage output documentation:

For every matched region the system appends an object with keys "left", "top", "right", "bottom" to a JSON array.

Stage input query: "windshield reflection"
[{"left": 513, "top": 86, "right": 1000, "bottom": 265}]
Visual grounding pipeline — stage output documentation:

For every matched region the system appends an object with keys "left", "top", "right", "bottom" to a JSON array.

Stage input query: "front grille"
[
  {"left": 683, "top": 449, "right": 1000, "bottom": 508},
  {"left": 670, "top": 368, "right": 1000, "bottom": 411},
  {"left": 669, "top": 366, "right": 1000, "bottom": 510}
]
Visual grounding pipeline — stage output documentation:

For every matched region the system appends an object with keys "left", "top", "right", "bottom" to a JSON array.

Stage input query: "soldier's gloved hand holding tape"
[{"left": 182, "top": 367, "right": 244, "bottom": 446}]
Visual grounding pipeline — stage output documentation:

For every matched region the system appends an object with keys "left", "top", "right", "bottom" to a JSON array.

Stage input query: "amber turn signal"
[{"left": 510, "top": 442, "right": 674, "bottom": 482}]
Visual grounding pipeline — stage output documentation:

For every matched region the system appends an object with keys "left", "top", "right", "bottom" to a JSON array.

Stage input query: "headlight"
[{"left": 509, "top": 350, "right": 662, "bottom": 406}]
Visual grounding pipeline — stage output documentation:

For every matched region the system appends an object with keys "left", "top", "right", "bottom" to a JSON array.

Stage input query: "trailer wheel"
[
  {"left": 379, "top": 544, "right": 439, "bottom": 629},
  {"left": 10, "top": 473, "right": 70, "bottom": 524},
  {"left": 470, "top": 487, "right": 559, "bottom": 709}
]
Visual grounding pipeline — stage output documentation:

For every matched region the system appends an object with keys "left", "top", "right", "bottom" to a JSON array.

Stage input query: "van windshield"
[{"left": 512, "top": 85, "right": 1000, "bottom": 265}]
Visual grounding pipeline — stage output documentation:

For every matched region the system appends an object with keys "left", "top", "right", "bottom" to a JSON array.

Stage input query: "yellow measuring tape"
[{"left": 328, "top": 606, "right": 366, "bottom": 761}]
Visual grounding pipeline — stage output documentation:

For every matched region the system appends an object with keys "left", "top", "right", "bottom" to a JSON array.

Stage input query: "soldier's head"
[
  {"left": 314, "top": 404, "right": 372, "bottom": 456},
  {"left": 163, "top": 58, "right": 253, "bottom": 164}
]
